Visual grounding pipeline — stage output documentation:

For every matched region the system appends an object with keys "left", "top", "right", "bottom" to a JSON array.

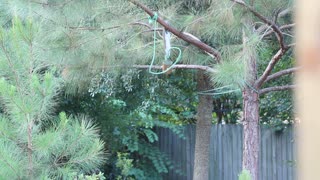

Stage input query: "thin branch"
[
  {"left": 288, "top": 43, "right": 296, "bottom": 47},
  {"left": 278, "top": 8, "right": 292, "bottom": 17},
  {"left": 259, "top": 85, "right": 296, "bottom": 94},
  {"left": 232, "top": 0, "right": 287, "bottom": 50},
  {"left": 265, "top": 67, "right": 299, "bottom": 82},
  {"left": 263, "top": 23, "right": 295, "bottom": 37},
  {"left": 128, "top": 0, "right": 221, "bottom": 62},
  {"left": 255, "top": 48, "right": 288, "bottom": 88}
]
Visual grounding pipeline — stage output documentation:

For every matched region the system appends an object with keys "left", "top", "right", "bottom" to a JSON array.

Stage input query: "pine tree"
[
  {"left": 1, "top": 0, "right": 294, "bottom": 179},
  {"left": 0, "top": 17, "right": 105, "bottom": 179}
]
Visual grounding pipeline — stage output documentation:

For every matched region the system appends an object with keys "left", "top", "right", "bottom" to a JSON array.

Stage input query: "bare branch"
[
  {"left": 288, "top": 43, "right": 296, "bottom": 48},
  {"left": 278, "top": 8, "right": 292, "bottom": 17},
  {"left": 128, "top": 0, "right": 221, "bottom": 62},
  {"left": 265, "top": 67, "right": 299, "bottom": 82},
  {"left": 259, "top": 85, "right": 296, "bottom": 94},
  {"left": 232, "top": 0, "right": 287, "bottom": 50},
  {"left": 255, "top": 48, "right": 289, "bottom": 88},
  {"left": 263, "top": 23, "right": 295, "bottom": 37}
]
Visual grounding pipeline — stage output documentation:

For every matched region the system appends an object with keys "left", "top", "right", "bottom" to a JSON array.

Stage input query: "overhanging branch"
[
  {"left": 265, "top": 67, "right": 299, "bottom": 82},
  {"left": 128, "top": 0, "right": 221, "bottom": 62},
  {"left": 259, "top": 85, "right": 296, "bottom": 94}
]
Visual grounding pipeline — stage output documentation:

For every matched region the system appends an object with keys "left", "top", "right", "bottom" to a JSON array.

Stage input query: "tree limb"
[
  {"left": 265, "top": 67, "right": 299, "bottom": 82},
  {"left": 259, "top": 85, "right": 296, "bottom": 94},
  {"left": 128, "top": 0, "right": 221, "bottom": 62},
  {"left": 255, "top": 48, "right": 288, "bottom": 88},
  {"left": 232, "top": 0, "right": 287, "bottom": 50}
]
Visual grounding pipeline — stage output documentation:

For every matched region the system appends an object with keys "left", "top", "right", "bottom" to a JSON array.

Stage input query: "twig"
[
  {"left": 259, "top": 84, "right": 296, "bottom": 94},
  {"left": 265, "top": 67, "right": 299, "bottom": 82},
  {"left": 263, "top": 23, "right": 295, "bottom": 37}
]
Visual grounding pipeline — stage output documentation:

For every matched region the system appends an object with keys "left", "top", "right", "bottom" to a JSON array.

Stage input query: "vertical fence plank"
[{"left": 155, "top": 125, "right": 296, "bottom": 180}]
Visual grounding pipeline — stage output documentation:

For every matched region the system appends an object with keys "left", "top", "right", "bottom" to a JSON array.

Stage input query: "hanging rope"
[{"left": 148, "top": 13, "right": 182, "bottom": 75}]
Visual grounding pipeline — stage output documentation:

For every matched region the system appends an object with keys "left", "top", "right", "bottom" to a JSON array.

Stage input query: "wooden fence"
[{"left": 155, "top": 124, "right": 296, "bottom": 180}]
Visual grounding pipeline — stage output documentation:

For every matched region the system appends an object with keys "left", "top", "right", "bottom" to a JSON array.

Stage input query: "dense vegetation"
[{"left": 0, "top": 0, "right": 294, "bottom": 179}]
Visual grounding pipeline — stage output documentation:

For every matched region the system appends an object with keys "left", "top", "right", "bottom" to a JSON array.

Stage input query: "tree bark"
[
  {"left": 193, "top": 71, "right": 213, "bottom": 180},
  {"left": 242, "top": 24, "right": 260, "bottom": 180},
  {"left": 242, "top": 88, "right": 260, "bottom": 180}
]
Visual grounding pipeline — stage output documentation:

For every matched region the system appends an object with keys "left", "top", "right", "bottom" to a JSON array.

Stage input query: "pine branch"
[
  {"left": 128, "top": 0, "right": 221, "bottom": 62},
  {"left": 265, "top": 67, "right": 299, "bottom": 82},
  {"left": 0, "top": 153, "right": 20, "bottom": 179},
  {"left": 259, "top": 84, "right": 296, "bottom": 94},
  {"left": 255, "top": 48, "right": 289, "bottom": 88},
  {"left": 232, "top": 0, "right": 287, "bottom": 50}
]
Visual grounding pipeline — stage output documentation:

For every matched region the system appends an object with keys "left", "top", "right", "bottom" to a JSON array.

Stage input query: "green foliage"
[
  {"left": 1, "top": 0, "right": 295, "bottom": 179},
  {"left": 258, "top": 45, "right": 294, "bottom": 127},
  {"left": 77, "top": 172, "right": 106, "bottom": 180},
  {"left": 0, "top": 18, "right": 105, "bottom": 179},
  {"left": 238, "top": 169, "right": 251, "bottom": 180},
  {"left": 59, "top": 70, "right": 193, "bottom": 179},
  {"left": 115, "top": 153, "right": 144, "bottom": 180}
]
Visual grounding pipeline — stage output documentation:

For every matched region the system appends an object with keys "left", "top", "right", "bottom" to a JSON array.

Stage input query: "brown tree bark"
[
  {"left": 242, "top": 88, "right": 259, "bottom": 180},
  {"left": 193, "top": 71, "right": 213, "bottom": 180},
  {"left": 242, "top": 25, "right": 260, "bottom": 180}
]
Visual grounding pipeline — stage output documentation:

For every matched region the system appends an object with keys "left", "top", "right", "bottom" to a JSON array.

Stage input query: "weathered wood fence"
[{"left": 155, "top": 125, "right": 296, "bottom": 180}]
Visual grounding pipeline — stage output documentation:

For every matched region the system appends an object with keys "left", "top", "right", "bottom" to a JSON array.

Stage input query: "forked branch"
[{"left": 255, "top": 48, "right": 288, "bottom": 88}]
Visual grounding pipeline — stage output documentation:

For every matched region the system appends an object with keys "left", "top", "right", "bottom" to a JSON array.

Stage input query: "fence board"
[{"left": 155, "top": 125, "right": 296, "bottom": 180}]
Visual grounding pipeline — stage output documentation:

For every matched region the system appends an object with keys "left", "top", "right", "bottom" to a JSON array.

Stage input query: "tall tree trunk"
[
  {"left": 242, "top": 25, "right": 260, "bottom": 180},
  {"left": 193, "top": 71, "right": 213, "bottom": 180},
  {"left": 242, "top": 88, "right": 259, "bottom": 180}
]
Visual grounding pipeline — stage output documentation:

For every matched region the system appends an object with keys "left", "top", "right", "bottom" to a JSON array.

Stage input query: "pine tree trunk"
[
  {"left": 241, "top": 22, "right": 260, "bottom": 179},
  {"left": 242, "top": 88, "right": 259, "bottom": 180},
  {"left": 193, "top": 71, "right": 213, "bottom": 180}
]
